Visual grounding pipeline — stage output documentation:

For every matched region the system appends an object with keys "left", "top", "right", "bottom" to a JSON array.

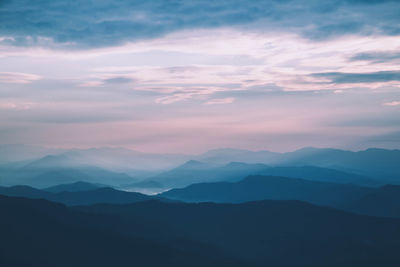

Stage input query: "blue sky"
[{"left": 0, "top": 0, "right": 399, "bottom": 152}]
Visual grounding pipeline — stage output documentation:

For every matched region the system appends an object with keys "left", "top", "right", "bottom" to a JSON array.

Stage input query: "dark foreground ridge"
[
  {"left": 161, "top": 175, "right": 400, "bottom": 217},
  {"left": 0, "top": 185, "right": 162, "bottom": 206},
  {"left": 2, "top": 195, "right": 400, "bottom": 267},
  {"left": 0, "top": 195, "right": 244, "bottom": 267}
]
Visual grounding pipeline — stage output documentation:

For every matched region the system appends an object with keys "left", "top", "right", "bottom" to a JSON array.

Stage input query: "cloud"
[
  {"left": 383, "top": 101, "right": 400, "bottom": 106},
  {"left": 311, "top": 71, "right": 400, "bottom": 84},
  {"left": 1, "top": 0, "right": 400, "bottom": 48},
  {"left": 204, "top": 97, "right": 235, "bottom": 105},
  {"left": 155, "top": 94, "right": 195, "bottom": 104},
  {"left": 0, "top": 72, "right": 41, "bottom": 84},
  {"left": 80, "top": 81, "right": 104, "bottom": 87},
  {"left": 80, "top": 76, "right": 134, "bottom": 87},
  {"left": 0, "top": 101, "right": 33, "bottom": 110},
  {"left": 103, "top": 77, "right": 135, "bottom": 84},
  {"left": 349, "top": 51, "right": 400, "bottom": 63}
]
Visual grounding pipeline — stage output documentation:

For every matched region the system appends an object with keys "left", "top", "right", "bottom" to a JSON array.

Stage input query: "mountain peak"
[
  {"left": 44, "top": 181, "right": 105, "bottom": 193},
  {"left": 178, "top": 160, "right": 209, "bottom": 170}
]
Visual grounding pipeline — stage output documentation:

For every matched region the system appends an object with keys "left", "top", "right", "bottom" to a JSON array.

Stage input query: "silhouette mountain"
[
  {"left": 2, "top": 146, "right": 399, "bottom": 188},
  {"left": 0, "top": 185, "right": 160, "bottom": 206},
  {"left": 0, "top": 144, "right": 66, "bottom": 163},
  {"left": 346, "top": 184, "right": 400, "bottom": 217},
  {"left": 195, "top": 147, "right": 400, "bottom": 183},
  {"left": 279, "top": 147, "right": 400, "bottom": 182},
  {"left": 44, "top": 181, "right": 106, "bottom": 192},
  {"left": 145, "top": 160, "right": 224, "bottom": 188},
  {"left": 160, "top": 175, "right": 373, "bottom": 207},
  {"left": 4, "top": 157, "right": 137, "bottom": 187},
  {"left": 197, "top": 148, "right": 281, "bottom": 164},
  {"left": 122, "top": 180, "right": 164, "bottom": 189},
  {"left": 146, "top": 161, "right": 378, "bottom": 189},
  {"left": 0, "top": 195, "right": 243, "bottom": 267},
  {"left": 0, "top": 144, "right": 191, "bottom": 172},
  {"left": 161, "top": 175, "right": 400, "bottom": 217},
  {"left": 2, "top": 191, "right": 400, "bottom": 266},
  {"left": 256, "top": 165, "right": 379, "bottom": 186},
  {"left": 75, "top": 199, "right": 400, "bottom": 267}
]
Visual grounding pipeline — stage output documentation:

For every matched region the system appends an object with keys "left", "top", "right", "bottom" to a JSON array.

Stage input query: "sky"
[{"left": 0, "top": 0, "right": 400, "bottom": 153}]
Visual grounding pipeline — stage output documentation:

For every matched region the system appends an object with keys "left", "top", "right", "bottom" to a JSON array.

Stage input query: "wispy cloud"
[
  {"left": 383, "top": 101, "right": 400, "bottom": 106},
  {"left": 311, "top": 71, "right": 400, "bottom": 84},
  {"left": 204, "top": 97, "right": 235, "bottom": 105},
  {"left": 103, "top": 76, "right": 135, "bottom": 84},
  {"left": 0, "top": 101, "right": 34, "bottom": 110},
  {"left": 1, "top": 0, "right": 399, "bottom": 48},
  {"left": 0, "top": 72, "right": 41, "bottom": 84},
  {"left": 1, "top": 1, "right": 400, "bottom": 151},
  {"left": 350, "top": 51, "right": 400, "bottom": 63}
]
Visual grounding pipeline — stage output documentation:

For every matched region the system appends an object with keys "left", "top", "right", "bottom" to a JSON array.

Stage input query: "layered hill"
[
  {"left": 0, "top": 195, "right": 242, "bottom": 267},
  {"left": 0, "top": 185, "right": 158, "bottom": 206}
]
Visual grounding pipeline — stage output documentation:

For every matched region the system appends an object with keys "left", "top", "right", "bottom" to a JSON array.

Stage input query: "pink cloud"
[
  {"left": 383, "top": 101, "right": 400, "bottom": 106},
  {"left": 204, "top": 97, "right": 235, "bottom": 105},
  {"left": 0, "top": 72, "right": 41, "bottom": 84}
]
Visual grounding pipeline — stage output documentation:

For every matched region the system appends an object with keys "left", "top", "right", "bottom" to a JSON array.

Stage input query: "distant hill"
[
  {"left": 44, "top": 181, "right": 106, "bottom": 193},
  {"left": 257, "top": 165, "right": 379, "bottom": 186},
  {"left": 3, "top": 157, "right": 137, "bottom": 187},
  {"left": 0, "top": 185, "right": 160, "bottom": 206},
  {"left": 119, "top": 180, "right": 165, "bottom": 195},
  {"left": 346, "top": 185, "right": 400, "bottom": 217},
  {"left": 146, "top": 160, "right": 231, "bottom": 188},
  {"left": 0, "top": 144, "right": 66, "bottom": 164},
  {"left": 121, "top": 180, "right": 164, "bottom": 189},
  {"left": 146, "top": 161, "right": 290, "bottom": 188},
  {"left": 0, "top": 195, "right": 242, "bottom": 267},
  {"left": 161, "top": 175, "right": 400, "bottom": 218},
  {"left": 148, "top": 161, "right": 377, "bottom": 189},
  {"left": 278, "top": 147, "right": 400, "bottom": 182},
  {"left": 196, "top": 148, "right": 281, "bottom": 165},
  {"left": 0, "top": 145, "right": 191, "bottom": 172},
  {"left": 196, "top": 147, "right": 400, "bottom": 183},
  {"left": 3, "top": 192, "right": 400, "bottom": 266},
  {"left": 161, "top": 175, "right": 373, "bottom": 207},
  {"left": 2, "top": 146, "right": 399, "bottom": 188},
  {"left": 75, "top": 199, "right": 400, "bottom": 267}
]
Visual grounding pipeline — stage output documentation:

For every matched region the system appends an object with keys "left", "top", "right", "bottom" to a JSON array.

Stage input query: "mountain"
[
  {"left": 161, "top": 175, "right": 400, "bottom": 218},
  {"left": 75, "top": 199, "right": 400, "bottom": 267},
  {"left": 145, "top": 160, "right": 222, "bottom": 188},
  {"left": 3, "top": 156, "right": 138, "bottom": 187},
  {"left": 0, "top": 185, "right": 160, "bottom": 206},
  {"left": 148, "top": 161, "right": 377, "bottom": 189},
  {"left": 257, "top": 165, "right": 379, "bottom": 186},
  {"left": 2, "top": 146, "right": 399, "bottom": 188},
  {"left": 160, "top": 175, "right": 373, "bottom": 207},
  {"left": 346, "top": 185, "right": 400, "bottom": 217},
  {"left": 3, "top": 191, "right": 400, "bottom": 266},
  {"left": 197, "top": 147, "right": 400, "bottom": 184},
  {"left": 60, "top": 147, "right": 191, "bottom": 172},
  {"left": 196, "top": 148, "right": 281, "bottom": 165},
  {"left": 0, "top": 185, "right": 50, "bottom": 199},
  {"left": 119, "top": 180, "right": 166, "bottom": 195},
  {"left": 279, "top": 147, "right": 400, "bottom": 182},
  {"left": 146, "top": 161, "right": 273, "bottom": 188},
  {"left": 44, "top": 181, "right": 106, "bottom": 192},
  {"left": 0, "top": 145, "right": 191, "bottom": 172},
  {"left": 0, "top": 146, "right": 195, "bottom": 187},
  {"left": 0, "top": 195, "right": 242, "bottom": 267},
  {"left": 122, "top": 180, "right": 164, "bottom": 189},
  {"left": 0, "top": 144, "right": 66, "bottom": 164},
  {"left": 178, "top": 159, "right": 215, "bottom": 170}
]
